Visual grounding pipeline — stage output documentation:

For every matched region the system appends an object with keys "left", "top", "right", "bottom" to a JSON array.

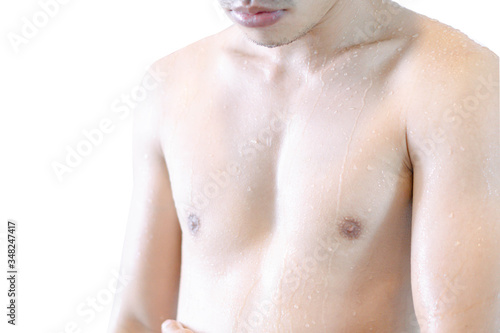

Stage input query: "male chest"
[{"left": 162, "top": 79, "right": 413, "bottom": 256}]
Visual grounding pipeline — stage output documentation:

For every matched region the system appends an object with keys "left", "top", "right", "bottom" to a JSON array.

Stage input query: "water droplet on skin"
[
  {"left": 294, "top": 304, "right": 299, "bottom": 309},
  {"left": 455, "top": 241, "right": 461, "bottom": 246},
  {"left": 449, "top": 213, "right": 454, "bottom": 218},
  {"left": 367, "top": 165, "right": 374, "bottom": 171},
  {"left": 247, "top": 186, "right": 252, "bottom": 192},
  {"left": 460, "top": 146, "right": 465, "bottom": 151}
]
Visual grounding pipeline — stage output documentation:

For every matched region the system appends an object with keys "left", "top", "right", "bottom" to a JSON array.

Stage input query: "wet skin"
[
  {"left": 110, "top": 1, "right": 499, "bottom": 332},
  {"left": 169, "top": 26, "right": 416, "bottom": 332}
]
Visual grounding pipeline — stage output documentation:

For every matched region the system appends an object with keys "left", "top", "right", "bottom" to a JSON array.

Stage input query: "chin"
[
  {"left": 242, "top": 24, "right": 316, "bottom": 49},
  {"left": 245, "top": 30, "right": 309, "bottom": 48}
]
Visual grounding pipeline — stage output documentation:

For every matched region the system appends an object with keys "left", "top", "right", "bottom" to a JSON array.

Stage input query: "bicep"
[
  {"left": 410, "top": 150, "right": 500, "bottom": 331},
  {"left": 111, "top": 82, "right": 181, "bottom": 332},
  {"left": 408, "top": 60, "right": 500, "bottom": 331}
]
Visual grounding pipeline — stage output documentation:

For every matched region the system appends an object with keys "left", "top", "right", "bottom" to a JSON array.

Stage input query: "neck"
[{"left": 239, "top": 0, "right": 400, "bottom": 72}]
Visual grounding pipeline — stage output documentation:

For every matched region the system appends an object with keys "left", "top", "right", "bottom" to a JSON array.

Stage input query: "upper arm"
[
  {"left": 408, "top": 51, "right": 500, "bottom": 331},
  {"left": 110, "top": 65, "right": 182, "bottom": 332}
]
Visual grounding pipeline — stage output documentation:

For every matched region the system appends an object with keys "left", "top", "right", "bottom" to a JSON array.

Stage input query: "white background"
[{"left": 0, "top": 1, "right": 498, "bottom": 332}]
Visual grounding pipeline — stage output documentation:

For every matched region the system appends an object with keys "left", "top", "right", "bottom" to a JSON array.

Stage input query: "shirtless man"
[{"left": 109, "top": 0, "right": 499, "bottom": 332}]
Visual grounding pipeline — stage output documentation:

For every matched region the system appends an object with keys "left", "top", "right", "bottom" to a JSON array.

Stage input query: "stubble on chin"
[{"left": 241, "top": 22, "right": 316, "bottom": 49}]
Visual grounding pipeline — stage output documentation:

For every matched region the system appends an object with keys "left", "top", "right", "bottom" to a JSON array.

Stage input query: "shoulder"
[
  {"left": 133, "top": 26, "right": 237, "bottom": 123},
  {"left": 398, "top": 15, "right": 498, "bottom": 165},
  {"left": 400, "top": 14, "right": 498, "bottom": 102},
  {"left": 148, "top": 26, "right": 236, "bottom": 91},
  {"left": 132, "top": 27, "right": 239, "bottom": 146}
]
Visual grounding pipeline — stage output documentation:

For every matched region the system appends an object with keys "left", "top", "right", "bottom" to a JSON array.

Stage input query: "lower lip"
[{"left": 230, "top": 10, "right": 285, "bottom": 28}]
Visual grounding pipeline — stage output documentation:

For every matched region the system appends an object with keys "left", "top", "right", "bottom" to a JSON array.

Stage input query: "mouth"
[{"left": 229, "top": 7, "right": 286, "bottom": 28}]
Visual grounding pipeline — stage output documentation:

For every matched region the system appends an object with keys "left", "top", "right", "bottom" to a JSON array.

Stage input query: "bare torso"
[{"left": 152, "top": 15, "right": 485, "bottom": 332}]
